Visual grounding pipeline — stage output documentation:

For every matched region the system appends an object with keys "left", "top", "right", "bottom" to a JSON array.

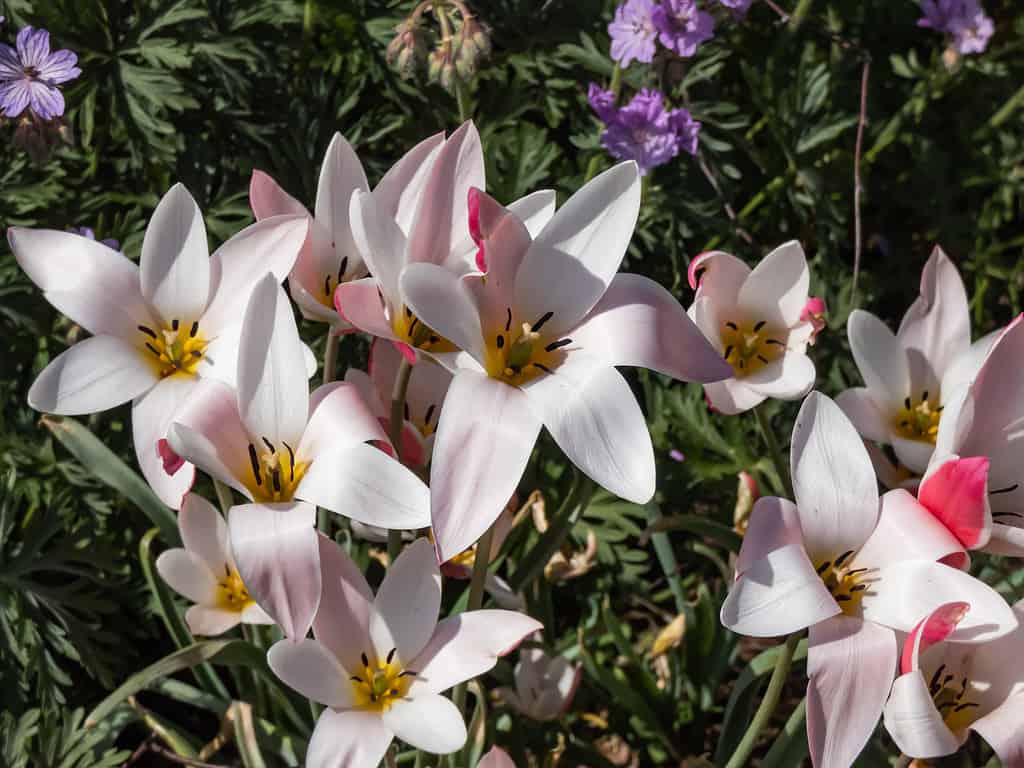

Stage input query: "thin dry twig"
[
  {"left": 149, "top": 745, "right": 235, "bottom": 768},
  {"left": 851, "top": 57, "right": 871, "bottom": 301},
  {"left": 695, "top": 152, "right": 756, "bottom": 247}
]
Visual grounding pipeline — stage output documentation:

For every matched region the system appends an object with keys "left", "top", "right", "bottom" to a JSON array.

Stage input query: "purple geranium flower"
[
  {"left": 68, "top": 226, "right": 121, "bottom": 252},
  {"left": 0, "top": 26, "right": 81, "bottom": 120},
  {"left": 653, "top": 0, "right": 715, "bottom": 57},
  {"left": 918, "top": 0, "right": 993, "bottom": 55},
  {"left": 609, "top": 0, "right": 659, "bottom": 66},
  {"left": 589, "top": 86, "right": 701, "bottom": 175}
]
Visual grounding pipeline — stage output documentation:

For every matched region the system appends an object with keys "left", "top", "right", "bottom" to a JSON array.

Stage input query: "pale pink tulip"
[
  {"left": 884, "top": 600, "right": 1024, "bottom": 765},
  {"left": 721, "top": 392, "right": 1017, "bottom": 768},
  {"left": 399, "top": 162, "right": 731, "bottom": 561},
  {"left": 478, "top": 747, "right": 516, "bottom": 768},
  {"left": 335, "top": 120, "right": 557, "bottom": 362},
  {"left": 8, "top": 185, "right": 308, "bottom": 509},
  {"left": 167, "top": 274, "right": 430, "bottom": 638},
  {"left": 495, "top": 647, "right": 582, "bottom": 721},
  {"left": 155, "top": 493, "right": 273, "bottom": 635},
  {"left": 267, "top": 537, "right": 541, "bottom": 768},
  {"left": 688, "top": 242, "right": 819, "bottom": 414},
  {"left": 837, "top": 246, "right": 995, "bottom": 475}
]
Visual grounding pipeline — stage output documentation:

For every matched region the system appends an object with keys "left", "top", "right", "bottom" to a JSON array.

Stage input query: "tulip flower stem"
[
  {"left": 212, "top": 479, "right": 233, "bottom": 516},
  {"left": 388, "top": 357, "right": 414, "bottom": 563},
  {"left": 451, "top": 522, "right": 497, "bottom": 717},
  {"left": 322, "top": 333, "right": 340, "bottom": 385},
  {"left": 753, "top": 405, "right": 793, "bottom": 498},
  {"left": 724, "top": 632, "right": 800, "bottom": 768}
]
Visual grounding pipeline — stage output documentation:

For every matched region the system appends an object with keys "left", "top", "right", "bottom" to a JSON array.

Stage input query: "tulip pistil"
[
  {"left": 350, "top": 648, "right": 416, "bottom": 712},
  {"left": 720, "top": 319, "right": 784, "bottom": 378},
  {"left": 216, "top": 563, "right": 255, "bottom": 612},
  {"left": 894, "top": 392, "right": 941, "bottom": 444},
  {"left": 485, "top": 307, "right": 570, "bottom": 385},
  {"left": 246, "top": 438, "right": 308, "bottom": 503},
  {"left": 140, "top": 320, "right": 208, "bottom": 378}
]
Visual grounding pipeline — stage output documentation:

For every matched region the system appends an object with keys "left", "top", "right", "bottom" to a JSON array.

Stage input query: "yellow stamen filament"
[
  {"left": 484, "top": 308, "right": 568, "bottom": 386},
  {"left": 320, "top": 253, "right": 350, "bottom": 308},
  {"left": 216, "top": 565, "right": 254, "bottom": 612},
  {"left": 392, "top": 304, "right": 455, "bottom": 353},
  {"left": 720, "top": 319, "right": 785, "bottom": 378},
  {"left": 140, "top": 319, "right": 208, "bottom": 378},
  {"left": 928, "top": 665, "right": 980, "bottom": 732},
  {"left": 245, "top": 438, "right": 309, "bottom": 503},
  {"left": 894, "top": 392, "right": 942, "bottom": 444},
  {"left": 815, "top": 550, "right": 875, "bottom": 615},
  {"left": 350, "top": 649, "right": 415, "bottom": 713}
]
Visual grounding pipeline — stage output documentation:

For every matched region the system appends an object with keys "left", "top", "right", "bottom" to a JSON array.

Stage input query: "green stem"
[
  {"left": 213, "top": 479, "right": 234, "bottom": 516},
  {"left": 455, "top": 81, "right": 471, "bottom": 124},
  {"left": 451, "top": 522, "right": 497, "bottom": 714},
  {"left": 789, "top": 0, "right": 814, "bottom": 29},
  {"left": 724, "top": 632, "right": 800, "bottom": 768},
  {"left": 322, "top": 334, "right": 340, "bottom": 385},
  {"left": 387, "top": 357, "right": 414, "bottom": 563},
  {"left": 241, "top": 624, "right": 268, "bottom": 718},
  {"left": 752, "top": 405, "right": 793, "bottom": 498},
  {"left": 609, "top": 62, "right": 623, "bottom": 98}
]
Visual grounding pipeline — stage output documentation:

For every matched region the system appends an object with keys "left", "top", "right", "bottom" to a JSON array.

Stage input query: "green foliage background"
[{"left": 1, "top": 0, "right": 1023, "bottom": 765}]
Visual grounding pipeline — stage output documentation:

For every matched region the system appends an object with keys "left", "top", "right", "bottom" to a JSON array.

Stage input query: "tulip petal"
[
  {"left": 720, "top": 543, "right": 840, "bottom": 637},
  {"left": 918, "top": 455, "right": 992, "bottom": 549},
  {"left": 400, "top": 263, "right": 486, "bottom": 364},
  {"left": 883, "top": 672, "right": 962, "bottom": 759},
  {"left": 835, "top": 387, "right": 890, "bottom": 443},
  {"left": 306, "top": 709, "right": 393, "bottom": 768},
  {"left": 237, "top": 275, "right": 309, "bottom": 447},
  {"left": 371, "top": 539, "right": 442, "bottom": 665},
  {"left": 383, "top": 694, "right": 467, "bottom": 754},
  {"left": 313, "top": 533, "right": 375, "bottom": 673},
  {"left": 349, "top": 190, "right": 408, "bottom": 308},
  {"left": 851, "top": 488, "right": 967, "bottom": 570},
  {"left": 140, "top": 184, "right": 210, "bottom": 325},
  {"left": 806, "top": 615, "right": 897, "bottom": 768},
  {"left": 373, "top": 131, "right": 446, "bottom": 233},
  {"left": 132, "top": 375, "right": 195, "bottom": 509},
  {"left": 972, "top": 693, "right": 1024, "bottom": 767},
  {"left": 508, "top": 189, "right": 556, "bottom": 237},
  {"left": 522, "top": 355, "right": 654, "bottom": 504},
  {"left": 690, "top": 250, "right": 750, "bottom": 305},
  {"left": 185, "top": 605, "right": 243, "bottom": 636},
  {"left": 315, "top": 133, "right": 370, "bottom": 263},
  {"left": 335, "top": 277, "right": 400, "bottom": 340},
  {"left": 571, "top": 273, "right": 733, "bottom": 383},
  {"left": 300, "top": 382, "right": 388, "bottom": 461},
  {"left": 429, "top": 371, "right": 541, "bottom": 562},
  {"left": 702, "top": 378, "right": 766, "bottom": 415},
  {"left": 984, "top": 523, "right": 1024, "bottom": 557},
  {"left": 229, "top": 502, "right": 320, "bottom": 639},
  {"left": 478, "top": 747, "right": 516, "bottom": 768},
  {"left": 848, "top": 310, "right": 911, "bottom": 413},
  {"left": 267, "top": 638, "right": 354, "bottom": 707},
  {"left": 410, "top": 610, "right": 543, "bottom": 695},
  {"left": 155, "top": 549, "right": 218, "bottom": 604},
  {"left": 514, "top": 162, "right": 641, "bottom": 339},
  {"left": 8, "top": 227, "right": 150, "bottom": 340},
  {"left": 28, "top": 335, "right": 156, "bottom": 415},
  {"left": 250, "top": 170, "right": 310, "bottom": 220},
  {"left": 735, "top": 496, "right": 804, "bottom": 577},
  {"left": 791, "top": 392, "right": 879, "bottom": 563},
  {"left": 736, "top": 241, "right": 809, "bottom": 329},
  {"left": 368, "top": 341, "right": 452, "bottom": 430},
  {"left": 900, "top": 601, "right": 970, "bottom": 674},
  {"left": 178, "top": 493, "right": 231, "bottom": 574},
  {"left": 741, "top": 352, "right": 816, "bottom": 399},
  {"left": 241, "top": 602, "right": 275, "bottom": 625}
]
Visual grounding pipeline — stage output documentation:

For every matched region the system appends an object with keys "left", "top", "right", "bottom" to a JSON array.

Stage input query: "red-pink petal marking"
[
  {"left": 900, "top": 601, "right": 969, "bottom": 675},
  {"left": 918, "top": 456, "right": 991, "bottom": 549},
  {"left": 687, "top": 251, "right": 715, "bottom": 290},
  {"left": 158, "top": 438, "right": 185, "bottom": 476}
]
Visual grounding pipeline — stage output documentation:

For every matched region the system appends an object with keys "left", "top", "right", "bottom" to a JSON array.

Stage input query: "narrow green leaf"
[
  {"left": 760, "top": 698, "right": 808, "bottom": 768},
  {"left": 232, "top": 702, "right": 268, "bottom": 768}
]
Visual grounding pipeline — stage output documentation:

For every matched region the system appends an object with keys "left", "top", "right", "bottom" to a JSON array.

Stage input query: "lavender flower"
[
  {"left": 589, "top": 86, "right": 701, "bottom": 175},
  {"left": 653, "top": 0, "right": 715, "bottom": 57},
  {"left": 918, "top": 0, "right": 993, "bottom": 55},
  {"left": 68, "top": 227, "right": 120, "bottom": 251},
  {"left": 609, "top": 0, "right": 659, "bottom": 66},
  {"left": 0, "top": 26, "right": 81, "bottom": 120},
  {"left": 718, "top": 0, "right": 754, "bottom": 11}
]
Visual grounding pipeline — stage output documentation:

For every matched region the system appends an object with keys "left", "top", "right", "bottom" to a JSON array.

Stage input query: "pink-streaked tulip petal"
[
  {"left": 720, "top": 543, "right": 840, "bottom": 637},
  {"left": 847, "top": 310, "right": 911, "bottom": 413},
  {"left": 835, "top": 387, "right": 890, "bottom": 443},
  {"left": 702, "top": 378, "right": 766, "bottom": 416},
  {"left": 132, "top": 375, "right": 195, "bottom": 509},
  {"left": 300, "top": 382, "right": 388, "bottom": 460},
  {"left": 735, "top": 496, "right": 803, "bottom": 577},
  {"left": 410, "top": 610, "right": 543, "bottom": 695},
  {"left": 237, "top": 275, "right": 309, "bottom": 447},
  {"left": 155, "top": 549, "right": 218, "bottom": 604},
  {"left": 790, "top": 392, "right": 879, "bottom": 563},
  {"left": 312, "top": 533, "right": 375, "bottom": 673},
  {"left": 374, "top": 131, "right": 446, "bottom": 232},
  {"left": 972, "top": 693, "right": 1024, "bottom": 768},
  {"left": 229, "top": 501, "right": 320, "bottom": 640},
  {"left": 892, "top": 435, "right": 936, "bottom": 475},
  {"left": 306, "top": 708, "right": 394, "bottom": 768},
  {"left": 249, "top": 170, "right": 310, "bottom": 220},
  {"left": 368, "top": 340, "right": 452, "bottom": 430},
  {"left": 806, "top": 615, "right": 897, "bottom": 768},
  {"left": 179, "top": 493, "right": 231, "bottom": 573},
  {"left": 298, "top": 441, "right": 430, "bottom": 529},
  {"left": 429, "top": 371, "right": 542, "bottom": 563},
  {"left": 371, "top": 538, "right": 442, "bottom": 664},
  {"left": 8, "top": 227, "right": 151, "bottom": 340},
  {"left": 185, "top": 605, "right": 243, "bottom": 636},
  {"left": 267, "top": 638, "right": 355, "bottom": 708},
  {"left": 897, "top": 246, "right": 971, "bottom": 388},
  {"left": 140, "top": 184, "right": 210, "bottom": 325},
  {"left": 28, "top": 335, "right": 156, "bottom": 415},
  {"left": 689, "top": 250, "right": 750, "bottom": 304},
  {"left": 344, "top": 368, "right": 386, "bottom": 418},
  {"left": 514, "top": 162, "right": 641, "bottom": 339},
  {"left": 571, "top": 273, "right": 733, "bottom": 383},
  {"left": 315, "top": 133, "right": 370, "bottom": 262},
  {"left": 883, "top": 672, "right": 962, "bottom": 759},
  {"left": 918, "top": 455, "right": 992, "bottom": 549},
  {"left": 740, "top": 352, "right": 816, "bottom": 400},
  {"left": 522, "top": 355, "right": 655, "bottom": 504},
  {"left": 852, "top": 489, "right": 967, "bottom": 571},
  {"left": 736, "top": 240, "right": 809, "bottom": 329},
  {"left": 335, "top": 277, "right": 400, "bottom": 341},
  {"left": 508, "top": 189, "right": 556, "bottom": 238},
  {"left": 241, "top": 602, "right": 275, "bottom": 625},
  {"left": 900, "top": 601, "right": 970, "bottom": 674},
  {"left": 350, "top": 189, "right": 407, "bottom": 306},
  {"left": 478, "top": 747, "right": 516, "bottom": 768},
  {"left": 860, "top": 560, "right": 1018, "bottom": 642},
  {"left": 201, "top": 215, "right": 309, "bottom": 332},
  {"left": 383, "top": 694, "right": 467, "bottom": 754},
  {"left": 941, "top": 328, "right": 1000, "bottom": 401},
  {"left": 400, "top": 263, "right": 487, "bottom": 364}
]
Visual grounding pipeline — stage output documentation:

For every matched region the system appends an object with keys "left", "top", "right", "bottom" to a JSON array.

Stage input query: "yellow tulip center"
[
  {"left": 928, "top": 665, "right": 980, "bottom": 732},
  {"left": 216, "top": 565, "right": 255, "bottom": 612},
  {"left": 720, "top": 319, "right": 785, "bottom": 378},
  {"left": 245, "top": 438, "right": 309, "bottom": 503},
  {"left": 483, "top": 308, "right": 569, "bottom": 386},
  {"left": 894, "top": 392, "right": 941, "bottom": 444},
  {"left": 140, "top": 319, "right": 208, "bottom": 379},
  {"left": 392, "top": 304, "right": 456, "bottom": 353},
  {"left": 815, "top": 550, "right": 875, "bottom": 616},
  {"left": 320, "top": 252, "right": 349, "bottom": 309},
  {"left": 350, "top": 649, "right": 415, "bottom": 713}
]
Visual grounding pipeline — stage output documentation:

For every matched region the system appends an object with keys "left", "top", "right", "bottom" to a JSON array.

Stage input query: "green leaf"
[
  {"left": 760, "top": 697, "right": 808, "bottom": 768},
  {"left": 232, "top": 701, "right": 268, "bottom": 768}
]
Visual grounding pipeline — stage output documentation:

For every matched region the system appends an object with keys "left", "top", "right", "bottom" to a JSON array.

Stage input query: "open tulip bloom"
[
  {"left": 167, "top": 274, "right": 430, "bottom": 638},
  {"left": 495, "top": 647, "right": 582, "bottom": 722},
  {"left": 8, "top": 184, "right": 308, "bottom": 509},
  {"left": 478, "top": 748, "right": 516, "bottom": 768},
  {"left": 687, "top": 242, "right": 820, "bottom": 415},
  {"left": 837, "top": 246, "right": 995, "bottom": 476},
  {"left": 335, "top": 120, "right": 557, "bottom": 362},
  {"left": 267, "top": 537, "right": 541, "bottom": 767},
  {"left": 397, "top": 161, "right": 732, "bottom": 561},
  {"left": 884, "top": 600, "right": 1024, "bottom": 764},
  {"left": 155, "top": 493, "right": 272, "bottom": 635},
  {"left": 721, "top": 392, "right": 1018, "bottom": 768}
]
